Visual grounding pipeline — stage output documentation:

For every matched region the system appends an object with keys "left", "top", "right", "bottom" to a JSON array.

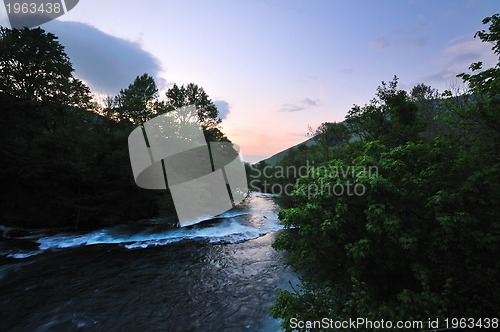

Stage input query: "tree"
[
  {"left": 114, "top": 73, "right": 159, "bottom": 124},
  {"left": 383, "top": 88, "right": 422, "bottom": 145},
  {"left": 164, "top": 83, "right": 227, "bottom": 142},
  {"left": 0, "top": 26, "right": 91, "bottom": 108},
  {"left": 445, "top": 13, "right": 500, "bottom": 158},
  {"left": 410, "top": 84, "right": 447, "bottom": 139},
  {"left": 346, "top": 76, "right": 424, "bottom": 147},
  {"left": 345, "top": 77, "right": 394, "bottom": 142},
  {"left": 410, "top": 83, "right": 439, "bottom": 103},
  {"left": 308, "top": 122, "right": 350, "bottom": 158}
]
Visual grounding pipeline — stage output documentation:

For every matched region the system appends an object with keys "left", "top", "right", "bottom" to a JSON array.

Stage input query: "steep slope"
[{"left": 256, "top": 137, "right": 317, "bottom": 166}]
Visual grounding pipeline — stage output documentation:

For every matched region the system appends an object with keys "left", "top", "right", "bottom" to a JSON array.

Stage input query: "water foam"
[
  {"left": 3, "top": 194, "right": 283, "bottom": 257},
  {"left": 37, "top": 213, "right": 283, "bottom": 251}
]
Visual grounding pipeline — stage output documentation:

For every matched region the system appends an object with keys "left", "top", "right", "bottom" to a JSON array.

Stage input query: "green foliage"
[
  {"left": 271, "top": 14, "right": 500, "bottom": 330},
  {"left": 475, "top": 14, "right": 500, "bottom": 57},
  {"left": 114, "top": 73, "right": 159, "bottom": 124},
  {"left": 163, "top": 83, "right": 228, "bottom": 143},
  {"left": 270, "top": 283, "right": 335, "bottom": 332},
  {"left": 308, "top": 122, "right": 350, "bottom": 159},
  {"left": 441, "top": 14, "right": 500, "bottom": 164},
  {"left": 273, "top": 139, "right": 499, "bottom": 329},
  {"left": 0, "top": 26, "right": 91, "bottom": 108},
  {"left": 346, "top": 76, "right": 425, "bottom": 147},
  {"left": 410, "top": 83, "right": 449, "bottom": 139}
]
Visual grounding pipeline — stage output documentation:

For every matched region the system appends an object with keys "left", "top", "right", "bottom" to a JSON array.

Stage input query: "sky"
[{"left": 1, "top": 0, "right": 498, "bottom": 162}]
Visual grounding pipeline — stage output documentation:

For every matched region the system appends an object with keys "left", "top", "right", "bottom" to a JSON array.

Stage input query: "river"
[{"left": 0, "top": 193, "right": 298, "bottom": 331}]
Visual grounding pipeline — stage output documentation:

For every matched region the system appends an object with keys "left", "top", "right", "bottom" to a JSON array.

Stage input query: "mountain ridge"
[{"left": 255, "top": 136, "right": 317, "bottom": 166}]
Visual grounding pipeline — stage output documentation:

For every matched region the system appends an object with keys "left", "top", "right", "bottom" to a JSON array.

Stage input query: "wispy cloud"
[
  {"left": 281, "top": 104, "right": 306, "bottom": 112},
  {"left": 302, "top": 98, "right": 319, "bottom": 107},
  {"left": 421, "top": 69, "right": 458, "bottom": 83},
  {"left": 337, "top": 68, "right": 354, "bottom": 75},
  {"left": 444, "top": 39, "right": 496, "bottom": 61},
  {"left": 371, "top": 14, "right": 430, "bottom": 51},
  {"left": 405, "top": 37, "right": 428, "bottom": 49},
  {"left": 421, "top": 39, "right": 497, "bottom": 84},
  {"left": 289, "top": 131, "right": 308, "bottom": 138},
  {"left": 370, "top": 36, "right": 390, "bottom": 50},
  {"left": 298, "top": 75, "right": 319, "bottom": 84},
  {"left": 281, "top": 98, "right": 320, "bottom": 112}
]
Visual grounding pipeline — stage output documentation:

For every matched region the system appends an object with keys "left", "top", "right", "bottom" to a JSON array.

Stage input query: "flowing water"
[{"left": 0, "top": 193, "right": 298, "bottom": 331}]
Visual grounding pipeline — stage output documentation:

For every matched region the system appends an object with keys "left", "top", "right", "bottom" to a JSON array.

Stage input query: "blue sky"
[{"left": 1, "top": 0, "right": 498, "bottom": 162}]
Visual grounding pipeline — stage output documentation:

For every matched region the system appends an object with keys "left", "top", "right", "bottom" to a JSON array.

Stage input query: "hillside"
[{"left": 256, "top": 137, "right": 317, "bottom": 165}]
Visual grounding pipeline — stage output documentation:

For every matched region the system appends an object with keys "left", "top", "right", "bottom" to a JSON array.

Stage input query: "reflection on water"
[{"left": 0, "top": 193, "right": 298, "bottom": 331}]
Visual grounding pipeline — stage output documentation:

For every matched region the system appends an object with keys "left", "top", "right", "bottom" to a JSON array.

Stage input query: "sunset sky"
[{"left": 1, "top": 0, "right": 498, "bottom": 162}]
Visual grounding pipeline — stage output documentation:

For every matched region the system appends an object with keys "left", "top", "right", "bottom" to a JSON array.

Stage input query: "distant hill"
[{"left": 256, "top": 137, "right": 317, "bottom": 166}]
